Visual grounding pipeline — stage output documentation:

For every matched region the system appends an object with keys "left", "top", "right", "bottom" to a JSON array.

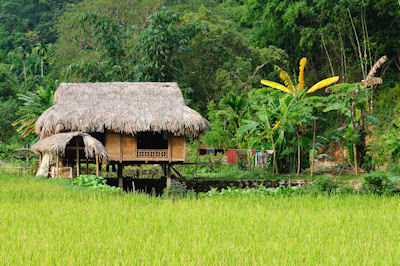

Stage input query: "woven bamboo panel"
[{"left": 137, "top": 149, "right": 168, "bottom": 159}]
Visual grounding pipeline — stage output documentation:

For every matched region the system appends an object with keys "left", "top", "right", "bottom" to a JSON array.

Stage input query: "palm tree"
[
  {"left": 17, "top": 44, "right": 29, "bottom": 82},
  {"left": 219, "top": 92, "right": 247, "bottom": 136},
  {"left": 38, "top": 41, "right": 48, "bottom": 78}
]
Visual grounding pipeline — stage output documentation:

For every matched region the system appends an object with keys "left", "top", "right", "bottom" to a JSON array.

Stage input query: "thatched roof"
[
  {"left": 35, "top": 82, "right": 209, "bottom": 138},
  {"left": 31, "top": 132, "right": 109, "bottom": 162}
]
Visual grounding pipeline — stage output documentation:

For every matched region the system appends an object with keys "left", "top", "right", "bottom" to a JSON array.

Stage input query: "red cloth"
[
  {"left": 251, "top": 149, "right": 256, "bottom": 154},
  {"left": 227, "top": 149, "right": 237, "bottom": 164}
]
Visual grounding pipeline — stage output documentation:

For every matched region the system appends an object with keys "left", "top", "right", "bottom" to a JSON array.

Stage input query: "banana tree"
[
  {"left": 12, "top": 83, "right": 55, "bottom": 138},
  {"left": 238, "top": 88, "right": 315, "bottom": 174},
  {"left": 260, "top": 57, "right": 339, "bottom": 175}
]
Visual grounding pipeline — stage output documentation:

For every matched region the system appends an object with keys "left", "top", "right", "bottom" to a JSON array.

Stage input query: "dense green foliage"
[
  {"left": 70, "top": 175, "right": 122, "bottom": 192},
  {"left": 0, "top": 0, "right": 398, "bottom": 173}
]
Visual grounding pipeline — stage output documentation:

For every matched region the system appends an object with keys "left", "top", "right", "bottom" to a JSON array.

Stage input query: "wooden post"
[
  {"left": 55, "top": 155, "right": 59, "bottom": 178},
  {"left": 168, "top": 136, "right": 172, "bottom": 163},
  {"left": 120, "top": 134, "right": 123, "bottom": 163},
  {"left": 118, "top": 163, "right": 123, "bottom": 189},
  {"left": 76, "top": 140, "right": 80, "bottom": 177},
  {"left": 166, "top": 164, "right": 171, "bottom": 189},
  {"left": 95, "top": 154, "right": 99, "bottom": 177},
  {"left": 161, "top": 164, "right": 167, "bottom": 177}
]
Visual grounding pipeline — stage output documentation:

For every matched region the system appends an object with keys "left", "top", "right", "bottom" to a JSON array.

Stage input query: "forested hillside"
[{"left": 1, "top": 0, "right": 399, "bottom": 172}]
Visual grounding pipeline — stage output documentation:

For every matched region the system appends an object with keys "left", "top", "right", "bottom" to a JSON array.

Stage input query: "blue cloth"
[{"left": 206, "top": 148, "right": 215, "bottom": 155}]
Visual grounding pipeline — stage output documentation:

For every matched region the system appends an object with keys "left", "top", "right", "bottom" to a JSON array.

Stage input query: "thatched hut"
[{"left": 33, "top": 82, "right": 209, "bottom": 185}]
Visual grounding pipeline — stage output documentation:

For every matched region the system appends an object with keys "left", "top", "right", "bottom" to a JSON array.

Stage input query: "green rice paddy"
[{"left": 1, "top": 173, "right": 400, "bottom": 264}]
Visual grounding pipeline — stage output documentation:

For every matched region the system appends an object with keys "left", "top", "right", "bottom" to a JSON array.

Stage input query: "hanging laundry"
[
  {"left": 215, "top": 149, "right": 225, "bottom": 155},
  {"left": 266, "top": 150, "right": 274, "bottom": 155},
  {"left": 247, "top": 150, "right": 254, "bottom": 168},
  {"left": 251, "top": 149, "right": 256, "bottom": 154},
  {"left": 237, "top": 149, "right": 248, "bottom": 164},
  {"left": 206, "top": 148, "right": 215, "bottom": 155},
  {"left": 256, "top": 151, "right": 264, "bottom": 165},
  {"left": 198, "top": 149, "right": 206, "bottom": 155},
  {"left": 227, "top": 149, "right": 237, "bottom": 164}
]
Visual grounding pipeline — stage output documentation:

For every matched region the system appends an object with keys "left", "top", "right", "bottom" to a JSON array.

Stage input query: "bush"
[
  {"left": 163, "top": 179, "right": 195, "bottom": 198},
  {"left": 311, "top": 176, "right": 338, "bottom": 194},
  {"left": 198, "top": 185, "right": 298, "bottom": 198},
  {"left": 361, "top": 172, "right": 399, "bottom": 195},
  {"left": 71, "top": 175, "right": 122, "bottom": 193},
  {"left": 338, "top": 184, "right": 356, "bottom": 194}
]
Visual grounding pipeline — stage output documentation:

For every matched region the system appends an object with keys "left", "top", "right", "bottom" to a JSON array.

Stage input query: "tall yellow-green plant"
[
  {"left": 261, "top": 57, "right": 339, "bottom": 176},
  {"left": 261, "top": 57, "right": 339, "bottom": 96}
]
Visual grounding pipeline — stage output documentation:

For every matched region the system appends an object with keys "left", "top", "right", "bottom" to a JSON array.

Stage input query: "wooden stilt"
[
  {"left": 161, "top": 164, "right": 167, "bottom": 177},
  {"left": 118, "top": 163, "right": 123, "bottom": 189},
  {"left": 55, "top": 155, "right": 59, "bottom": 178},
  {"left": 95, "top": 154, "right": 99, "bottom": 177},
  {"left": 166, "top": 164, "right": 171, "bottom": 189},
  {"left": 76, "top": 140, "right": 80, "bottom": 177},
  {"left": 86, "top": 158, "right": 89, "bottom": 175}
]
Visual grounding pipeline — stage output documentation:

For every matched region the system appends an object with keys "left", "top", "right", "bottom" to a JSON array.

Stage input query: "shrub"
[
  {"left": 71, "top": 175, "right": 122, "bottom": 193},
  {"left": 311, "top": 176, "right": 338, "bottom": 194},
  {"left": 361, "top": 171, "right": 400, "bottom": 195},
  {"left": 338, "top": 184, "right": 356, "bottom": 194},
  {"left": 163, "top": 179, "right": 194, "bottom": 198}
]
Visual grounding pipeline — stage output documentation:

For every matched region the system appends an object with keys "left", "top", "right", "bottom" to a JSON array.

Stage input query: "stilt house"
[{"left": 31, "top": 82, "right": 209, "bottom": 185}]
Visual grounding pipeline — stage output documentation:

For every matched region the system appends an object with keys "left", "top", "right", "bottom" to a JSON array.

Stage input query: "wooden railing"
[{"left": 137, "top": 149, "right": 168, "bottom": 159}]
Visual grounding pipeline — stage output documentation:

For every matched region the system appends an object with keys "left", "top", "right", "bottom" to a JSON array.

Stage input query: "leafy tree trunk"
[
  {"left": 22, "top": 60, "right": 27, "bottom": 82},
  {"left": 41, "top": 58, "right": 44, "bottom": 78},
  {"left": 296, "top": 131, "right": 301, "bottom": 177},
  {"left": 350, "top": 99, "right": 358, "bottom": 175},
  {"left": 357, "top": 108, "right": 367, "bottom": 168},
  {"left": 310, "top": 117, "right": 316, "bottom": 177},
  {"left": 265, "top": 107, "right": 279, "bottom": 174}
]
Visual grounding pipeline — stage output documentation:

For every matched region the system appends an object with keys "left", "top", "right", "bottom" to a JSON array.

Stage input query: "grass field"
[{"left": 1, "top": 173, "right": 400, "bottom": 264}]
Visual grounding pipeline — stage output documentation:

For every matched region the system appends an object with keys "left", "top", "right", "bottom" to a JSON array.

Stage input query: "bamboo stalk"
[
  {"left": 351, "top": 96, "right": 358, "bottom": 176},
  {"left": 348, "top": 8, "right": 366, "bottom": 78},
  {"left": 353, "top": 143, "right": 358, "bottom": 176},
  {"left": 321, "top": 35, "right": 335, "bottom": 76},
  {"left": 95, "top": 154, "right": 99, "bottom": 177}
]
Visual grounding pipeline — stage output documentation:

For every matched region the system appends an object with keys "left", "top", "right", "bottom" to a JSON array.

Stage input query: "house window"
[{"left": 137, "top": 131, "right": 168, "bottom": 149}]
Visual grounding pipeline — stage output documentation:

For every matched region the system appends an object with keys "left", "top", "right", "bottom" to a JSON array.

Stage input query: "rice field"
[{"left": 1, "top": 173, "right": 400, "bottom": 265}]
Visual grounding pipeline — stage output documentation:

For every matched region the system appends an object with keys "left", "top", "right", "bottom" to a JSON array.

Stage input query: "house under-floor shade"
[{"left": 31, "top": 82, "right": 210, "bottom": 187}]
